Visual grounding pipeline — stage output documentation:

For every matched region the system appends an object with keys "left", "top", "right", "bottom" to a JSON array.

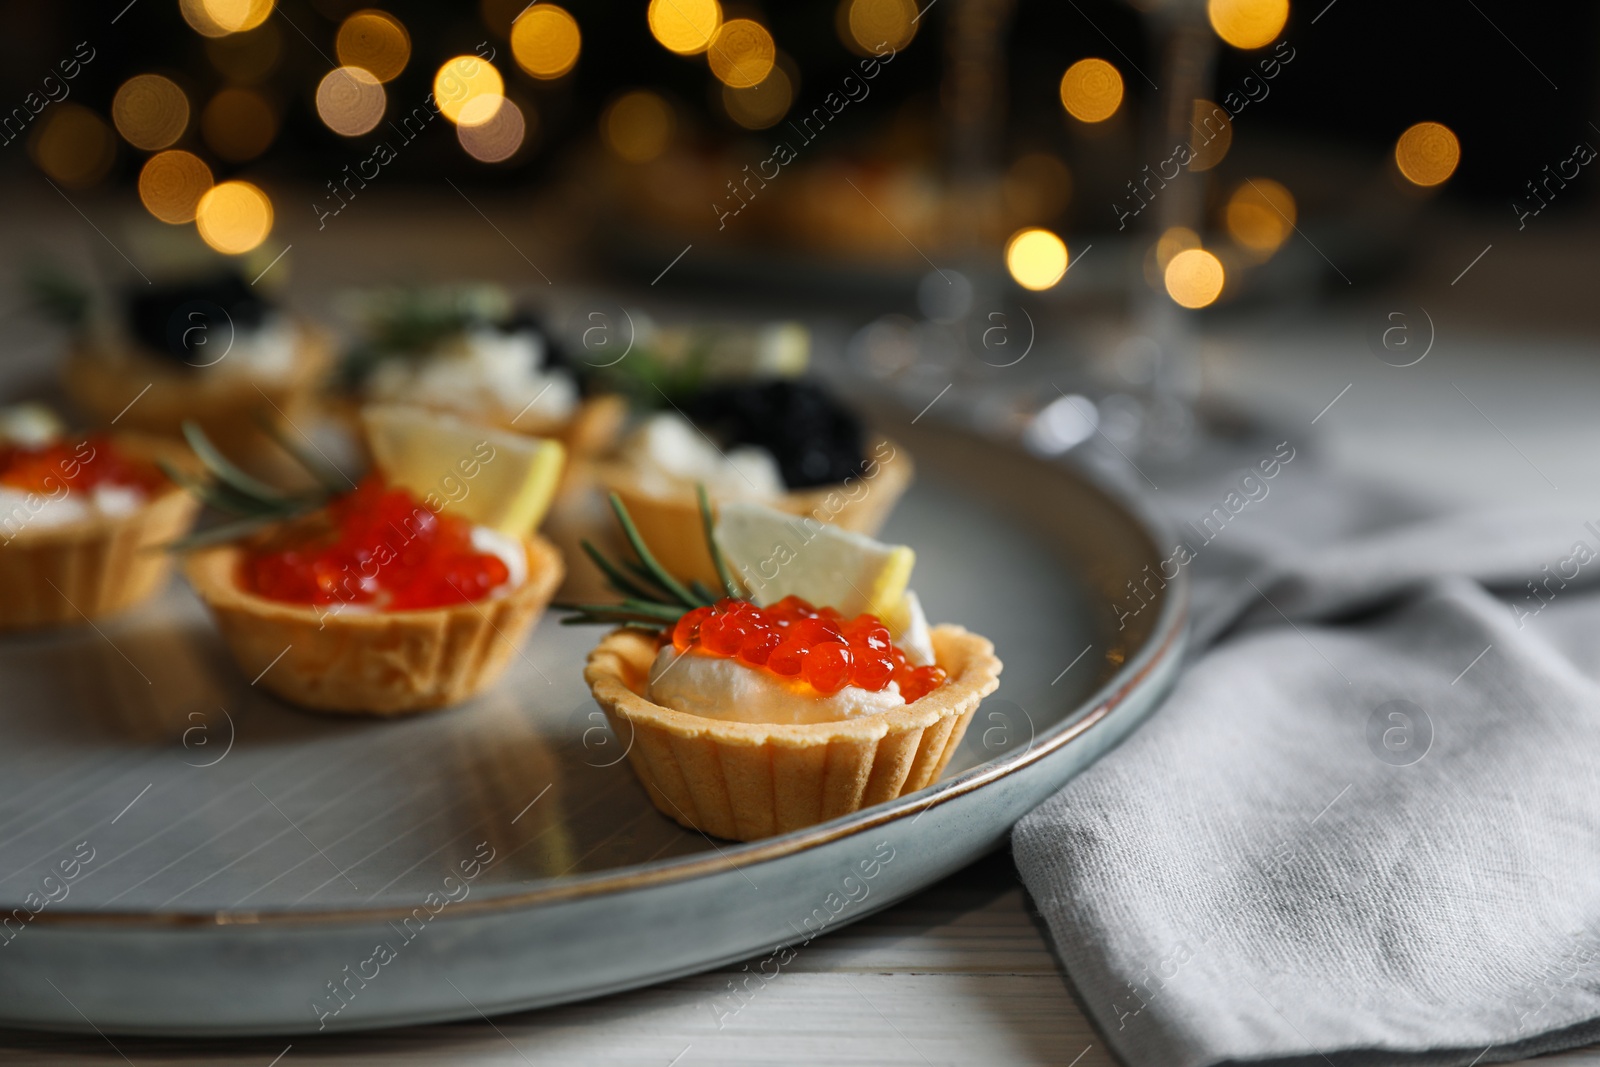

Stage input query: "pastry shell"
[
  {"left": 595, "top": 436, "right": 913, "bottom": 589},
  {"left": 0, "top": 437, "right": 199, "bottom": 631},
  {"left": 183, "top": 535, "right": 564, "bottom": 716},
  {"left": 63, "top": 326, "right": 332, "bottom": 472},
  {"left": 584, "top": 624, "right": 1001, "bottom": 841},
  {"left": 498, "top": 394, "right": 628, "bottom": 459}
]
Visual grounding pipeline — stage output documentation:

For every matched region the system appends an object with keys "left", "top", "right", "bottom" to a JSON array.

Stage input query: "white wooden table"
[{"left": 2, "top": 191, "right": 1597, "bottom": 1065}]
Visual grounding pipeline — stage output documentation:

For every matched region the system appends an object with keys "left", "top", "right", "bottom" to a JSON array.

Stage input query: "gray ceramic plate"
[{"left": 0, "top": 419, "right": 1185, "bottom": 1036}]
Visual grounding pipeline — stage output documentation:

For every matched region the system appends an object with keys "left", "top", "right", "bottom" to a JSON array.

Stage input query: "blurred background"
[{"left": 3, "top": 0, "right": 1598, "bottom": 498}]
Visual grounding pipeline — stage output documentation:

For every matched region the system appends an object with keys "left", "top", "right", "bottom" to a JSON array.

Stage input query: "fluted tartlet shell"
[
  {"left": 0, "top": 436, "right": 199, "bottom": 631},
  {"left": 184, "top": 535, "right": 564, "bottom": 716},
  {"left": 502, "top": 394, "right": 627, "bottom": 458},
  {"left": 63, "top": 326, "right": 332, "bottom": 472},
  {"left": 595, "top": 436, "right": 913, "bottom": 590},
  {"left": 583, "top": 624, "right": 1001, "bottom": 841}
]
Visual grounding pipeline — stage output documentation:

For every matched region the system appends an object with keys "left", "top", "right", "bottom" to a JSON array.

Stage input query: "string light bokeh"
[
  {"left": 6, "top": 0, "right": 1588, "bottom": 306},
  {"left": 1058, "top": 58, "right": 1123, "bottom": 124}
]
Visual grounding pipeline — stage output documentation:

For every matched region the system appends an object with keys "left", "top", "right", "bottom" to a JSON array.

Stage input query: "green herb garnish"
[
  {"left": 164, "top": 420, "right": 340, "bottom": 550},
  {"left": 554, "top": 486, "right": 747, "bottom": 633}
]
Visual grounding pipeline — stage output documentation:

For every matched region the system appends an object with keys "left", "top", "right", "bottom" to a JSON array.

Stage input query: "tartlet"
[
  {"left": 341, "top": 286, "right": 624, "bottom": 459},
  {"left": 585, "top": 623, "right": 999, "bottom": 840},
  {"left": 560, "top": 494, "right": 1002, "bottom": 841},
  {"left": 174, "top": 408, "right": 567, "bottom": 715},
  {"left": 184, "top": 534, "right": 562, "bottom": 715},
  {"left": 591, "top": 377, "right": 914, "bottom": 592},
  {"left": 57, "top": 272, "right": 333, "bottom": 472},
  {"left": 64, "top": 326, "right": 331, "bottom": 465},
  {"left": 597, "top": 434, "right": 912, "bottom": 591},
  {"left": 0, "top": 433, "right": 199, "bottom": 631}
]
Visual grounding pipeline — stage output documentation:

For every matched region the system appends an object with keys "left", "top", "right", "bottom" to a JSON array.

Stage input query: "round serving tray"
[{"left": 0, "top": 418, "right": 1185, "bottom": 1036}]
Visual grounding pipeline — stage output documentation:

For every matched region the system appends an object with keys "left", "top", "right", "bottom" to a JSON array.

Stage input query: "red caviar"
[
  {"left": 0, "top": 435, "right": 164, "bottom": 495},
  {"left": 670, "top": 595, "right": 947, "bottom": 702},
  {"left": 245, "top": 477, "right": 511, "bottom": 611}
]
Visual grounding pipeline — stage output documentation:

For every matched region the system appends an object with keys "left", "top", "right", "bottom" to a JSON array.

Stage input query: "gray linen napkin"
[{"left": 1013, "top": 464, "right": 1600, "bottom": 1066}]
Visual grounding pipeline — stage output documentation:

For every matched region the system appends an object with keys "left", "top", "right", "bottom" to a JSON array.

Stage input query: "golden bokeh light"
[
  {"left": 181, "top": 0, "right": 275, "bottom": 36},
  {"left": 202, "top": 87, "right": 277, "bottom": 161},
  {"left": 30, "top": 105, "right": 115, "bottom": 188},
  {"left": 1395, "top": 121, "right": 1460, "bottom": 187},
  {"left": 707, "top": 19, "right": 776, "bottom": 89},
  {"left": 1004, "top": 152, "right": 1073, "bottom": 222},
  {"left": 316, "top": 66, "right": 386, "bottom": 137},
  {"left": 337, "top": 10, "right": 411, "bottom": 83},
  {"left": 1206, "top": 0, "right": 1288, "bottom": 49},
  {"left": 722, "top": 65, "right": 793, "bottom": 130},
  {"left": 112, "top": 75, "right": 190, "bottom": 151},
  {"left": 603, "top": 90, "right": 674, "bottom": 163},
  {"left": 1165, "top": 248, "right": 1225, "bottom": 308},
  {"left": 839, "top": 0, "right": 918, "bottom": 55},
  {"left": 206, "top": 23, "right": 281, "bottom": 82},
  {"left": 1005, "top": 227, "right": 1070, "bottom": 291},
  {"left": 648, "top": 0, "right": 722, "bottom": 55},
  {"left": 1188, "top": 98, "right": 1232, "bottom": 171},
  {"left": 1058, "top": 58, "right": 1123, "bottom": 123},
  {"left": 1155, "top": 226, "right": 1201, "bottom": 270},
  {"left": 1226, "top": 178, "right": 1296, "bottom": 253},
  {"left": 511, "top": 5, "right": 581, "bottom": 79},
  {"left": 196, "top": 180, "right": 273, "bottom": 255},
  {"left": 458, "top": 96, "right": 528, "bottom": 163},
  {"left": 138, "top": 150, "right": 214, "bottom": 224},
  {"left": 434, "top": 55, "right": 504, "bottom": 125},
  {"left": 209, "top": 0, "right": 274, "bottom": 32}
]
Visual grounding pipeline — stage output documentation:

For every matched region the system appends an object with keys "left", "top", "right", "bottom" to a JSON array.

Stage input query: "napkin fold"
[{"left": 1013, "top": 463, "right": 1600, "bottom": 1066}]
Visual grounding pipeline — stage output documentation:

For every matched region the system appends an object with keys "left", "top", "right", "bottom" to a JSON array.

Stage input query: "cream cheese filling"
[
  {"left": 470, "top": 524, "right": 528, "bottom": 596},
  {"left": 647, "top": 646, "right": 908, "bottom": 725},
  {"left": 621, "top": 413, "right": 784, "bottom": 502},
  {"left": 204, "top": 314, "right": 300, "bottom": 380},
  {"left": 364, "top": 328, "right": 578, "bottom": 423},
  {"left": 0, "top": 483, "right": 146, "bottom": 531}
]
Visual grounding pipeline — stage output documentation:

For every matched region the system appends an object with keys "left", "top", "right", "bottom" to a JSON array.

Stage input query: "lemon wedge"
[
  {"left": 714, "top": 502, "right": 916, "bottom": 633},
  {"left": 361, "top": 404, "right": 566, "bottom": 538}
]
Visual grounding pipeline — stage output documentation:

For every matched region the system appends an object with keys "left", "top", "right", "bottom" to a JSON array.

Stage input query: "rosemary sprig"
[
  {"left": 556, "top": 487, "right": 750, "bottom": 633},
  {"left": 578, "top": 539, "right": 657, "bottom": 601},
  {"left": 254, "top": 413, "right": 352, "bottom": 494},
  {"left": 607, "top": 491, "right": 698, "bottom": 608},
  {"left": 166, "top": 420, "right": 337, "bottom": 551},
  {"left": 699, "top": 483, "right": 744, "bottom": 600},
  {"left": 620, "top": 557, "right": 677, "bottom": 599},
  {"left": 181, "top": 422, "right": 292, "bottom": 506}
]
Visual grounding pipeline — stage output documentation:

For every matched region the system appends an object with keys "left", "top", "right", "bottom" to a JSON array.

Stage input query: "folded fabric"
[{"left": 1014, "top": 465, "right": 1600, "bottom": 1066}]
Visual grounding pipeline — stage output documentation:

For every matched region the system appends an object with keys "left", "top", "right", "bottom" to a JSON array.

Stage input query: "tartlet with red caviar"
[
  {"left": 0, "top": 406, "right": 199, "bottom": 631},
  {"left": 562, "top": 491, "right": 1000, "bottom": 841},
  {"left": 176, "top": 408, "right": 566, "bottom": 715}
]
